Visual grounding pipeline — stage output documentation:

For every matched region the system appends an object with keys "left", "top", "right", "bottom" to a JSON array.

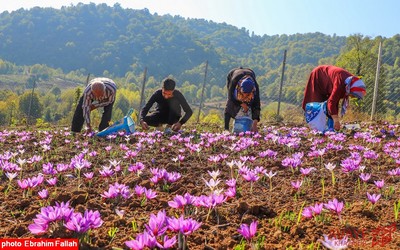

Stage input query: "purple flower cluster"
[
  {"left": 101, "top": 182, "right": 131, "bottom": 199},
  {"left": 323, "top": 198, "right": 344, "bottom": 219},
  {"left": 302, "top": 203, "right": 323, "bottom": 219},
  {"left": 149, "top": 168, "right": 181, "bottom": 184},
  {"left": 281, "top": 152, "right": 303, "bottom": 169},
  {"left": 340, "top": 153, "right": 361, "bottom": 173},
  {"left": 28, "top": 201, "right": 103, "bottom": 235},
  {"left": 128, "top": 162, "right": 146, "bottom": 175},
  {"left": 17, "top": 174, "right": 44, "bottom": 190},
  {"left": 125, "top": 210, "right": 201, "bottom": 250}
]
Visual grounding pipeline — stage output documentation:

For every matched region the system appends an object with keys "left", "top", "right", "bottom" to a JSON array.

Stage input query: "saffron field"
[{"left": 0, "top": 123, "right": 399, "bottom": 250}]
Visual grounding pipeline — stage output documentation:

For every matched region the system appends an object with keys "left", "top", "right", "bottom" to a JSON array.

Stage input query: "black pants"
[
  {"left": 143, "top": 112, "right": 180, "bottom": 127},
  {"left": 224, "top": 113, "right": 232, "bottom": 131},
  {"left": 71, "top": 96, "right": 114, "bottom": 132}
]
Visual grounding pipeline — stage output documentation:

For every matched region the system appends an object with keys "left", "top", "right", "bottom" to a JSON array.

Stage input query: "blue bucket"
[
  {"left": 233, "top": 116, "right": 253, "bottom": 133},
  {"left": 96, "top": 109, "right": 135, "bottom": 137}
]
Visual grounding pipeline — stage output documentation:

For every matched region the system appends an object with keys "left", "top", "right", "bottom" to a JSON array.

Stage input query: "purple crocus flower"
[
  {"left": 125, "top": 235, "right": 146, "bottom": 250},
  {"left": 156, "top": 235, "right": 177, "bottom": 249},
  {"left": 324, "top": 198, "right": 344, "bottom": 217},
  {"left": 64, "top": 212, "right": 90, "bottom": 233},
  {"left": 238, "top": 220, "right": 258, "bottom": 241},
  {"left": 144, "top": 188, "right": 157, "bottom": 200},
  {"left": 128, "top": 162, "right": 145, "bottom": 174},
  {"left": 374, "top": 179, "right": 385, "bottom": 189},
  {"left": 242, "top": 170, "right": 260, "bottom": 183},
  {"left": 101, "top": 185, "right": 118, "bottom": 199},
  {"left": 224, "top": 187, "right": 236, "bottom": 199},
  {"left": 311, "top": 203, "right": 323, "bottom": 215},
  {"left": 366, "top": 192, "right": 381, "bottom": 204},
  {"left": 359, "top": 173, "right": 371, "bottom": 182},
  {"left": 84, "top": 210, "right": 103, "bottom": 229},
  {"left": 83, "top": 172, "right": 94, "bottom": 179},
  {"left": 134, "top": 185, "right": 145, "bottom": 196},
  {"left": 99, "top": 166, "right": 114, "bottom": 177},
  {"left": 302, "top": 203, "right": 323, "bottom": 219},
  {"left": 46, "top": 177, "right": 57, "bottom": 186},
  {"left": 166, "top": 172, "right": 181, "bottom": 183},
  {"left": 291, "top": 180, "right": 303, "bottom": 191},
  {"left": 225, "top": 178, "right": 236, "bottom": 187},
  {"left": 179, "top": 217, "right": 202, "bottom": 236},
  {"left": 145, "top": 210, "right": 168, "bottom": 237},
  {"left": 28, "top": 222, "right": 48, "bottom": 235},
  {"left": 340, "top": 157, "right": 360, "bottom": 173},
  {"left": 38, "top": 189, "right": 48, "bottom": 199},
  {"left": 168, "top": 195, "right": 188, "bottom": 209},
  {"left": 300, "top": 167, "right": 316, "bottom": 176},
  {"left": 302, "top": 207, "right": 314, "bottom": 219}
]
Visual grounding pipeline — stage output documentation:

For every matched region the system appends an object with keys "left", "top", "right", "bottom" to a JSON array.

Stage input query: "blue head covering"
[{"left": 240, "top": 77, "right": 255, "bottom": 93}]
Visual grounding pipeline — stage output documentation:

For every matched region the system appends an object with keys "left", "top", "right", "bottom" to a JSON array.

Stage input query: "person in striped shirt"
[{"left": 71, "top": 77, "right": 117, "bottom": 133}]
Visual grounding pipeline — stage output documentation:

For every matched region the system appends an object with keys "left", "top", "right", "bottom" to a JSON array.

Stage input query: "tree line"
[{"left": 0, "top": 3, "right": 399, "bottom": 126}]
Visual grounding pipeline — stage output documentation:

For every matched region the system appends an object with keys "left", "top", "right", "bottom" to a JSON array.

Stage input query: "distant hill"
[{"left": 0, "top": 3, "right": 347, "bottom": 83}]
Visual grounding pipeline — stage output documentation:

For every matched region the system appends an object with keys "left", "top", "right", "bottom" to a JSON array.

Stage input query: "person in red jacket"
[{"left": 302, "top": 65, "right": 366, "bottom": 131}]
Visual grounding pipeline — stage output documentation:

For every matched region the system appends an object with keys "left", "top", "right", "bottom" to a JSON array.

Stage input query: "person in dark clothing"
[
  {"left": 302, "top": 65, "right": 366, "bottom": 131},
  {"left": 224, "top": 67, "right": 261, "bottom": 132},
  {"left": 139, "top": 78, "right": 193, "bottom": 132},
  {"left": 71, "top": 77, "right": 117, "bottom": 133}
]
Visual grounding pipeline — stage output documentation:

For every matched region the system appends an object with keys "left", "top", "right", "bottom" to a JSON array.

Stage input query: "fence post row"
[
  {"left": 197, "top": 61, "right": 209, "bottom": 123},
  {"left": 370, "top": 40, "right": 382, "bottom": 121}
]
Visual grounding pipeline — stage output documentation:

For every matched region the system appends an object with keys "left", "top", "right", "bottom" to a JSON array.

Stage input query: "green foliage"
[
  {"left": 0, "top": 4, "right": 398, "bottom": 126},
  {"left": 18, "top": 91, "right": 43, "bottom": 123},
  {"left": 202, "top": 110, "right": 222, "bottom": 124}
]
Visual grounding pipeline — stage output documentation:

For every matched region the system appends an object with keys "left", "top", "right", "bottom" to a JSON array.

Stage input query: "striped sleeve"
[
  {"left": 82, "top": 85, "right": 93, "bottom": 126},
  {"left": 82, "top": 78, "right": 117, "bottom": 127},
  {"left": 93, "top": 79, "right": 117, "bottom": 108}
]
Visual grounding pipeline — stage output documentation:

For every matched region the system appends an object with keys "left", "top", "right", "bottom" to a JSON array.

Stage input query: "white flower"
[
  {"left": 204, "top": 178, "right": 221, "bottom": 190},
  {"left": 109, "top": 160, "right": 121, "bottom": 167},
  {"left": 324, "top": 162, "right": 336, "bottom": 171},
  {"left": 5, "top": 172, "right": 18, "bottom": 181},
  {"left": 226, "top": 160, "right": 235, "bottom": 168},
  {"left": 319, "top": 234, "right": 350, "bottom": 250},
  {"left": 17, "top": 158, "right": 27, "bottom": 166},
  {"left": 208, "top": 170, "right": 220, "bottom": 180},
  {"left": 265, "top": 170, "right": 277, "bottom": 178}
]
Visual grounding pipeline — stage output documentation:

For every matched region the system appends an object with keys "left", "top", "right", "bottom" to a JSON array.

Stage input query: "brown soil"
[{"left": 0, "top": 123, "right": 399, "bottom": 250}]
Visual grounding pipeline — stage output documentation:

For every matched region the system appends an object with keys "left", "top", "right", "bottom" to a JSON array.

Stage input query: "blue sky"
[{"left": 1, "top": 0, "right": 398, "bottom": 38}]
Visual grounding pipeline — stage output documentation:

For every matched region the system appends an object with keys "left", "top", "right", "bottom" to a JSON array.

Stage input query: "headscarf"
[
  {"left": 234, "top": 76, "right": 256, "bottom": 103},
  {"left": 341, "top": 76, "right": 367, "bottom": 116},
  {"left": 239, "top": 77, "right": 255, "bottom": 93}
]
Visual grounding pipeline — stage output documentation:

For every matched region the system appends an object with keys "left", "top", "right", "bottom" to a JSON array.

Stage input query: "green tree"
[
  {"left": 336, "top": 35, "right": 386, "bottom": 116},
  {"left": 18, "top": 92, "right": 43, "bottom": 124}
]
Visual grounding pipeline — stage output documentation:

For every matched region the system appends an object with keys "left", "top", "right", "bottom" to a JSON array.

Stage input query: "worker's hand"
[
  {"left": 331, "top": 115, "right": 341, "bottom": 131},
  {"left": 140, "top": 120, "right": 149, "bottom": 130},
  {"left": 171, "top": 122, "right": 182, "bottom": 132},
  {"left": 241, "top": 103, "right": 249, "bottom": 113},
  {"left": 334, "top": 120, "right": 341, "bottom": 131},
  {"left": 251, "top": 120, "right": 258, "bottom": 132},
  {"left": 86, "top": 125, "right": 93, "bottom": 133}
]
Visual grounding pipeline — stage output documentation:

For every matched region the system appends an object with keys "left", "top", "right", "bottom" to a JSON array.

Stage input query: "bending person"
[{"left": 302, "top": 65, "right": 366, "bottom": 131}]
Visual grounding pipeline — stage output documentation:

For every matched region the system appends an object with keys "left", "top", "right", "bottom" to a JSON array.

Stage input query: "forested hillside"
[
  {"left": 0, "top": 3, "right": 399, "bottom": 126},
  {"left": 0, "top": 3, "right": 346, "bottom": 79}
]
